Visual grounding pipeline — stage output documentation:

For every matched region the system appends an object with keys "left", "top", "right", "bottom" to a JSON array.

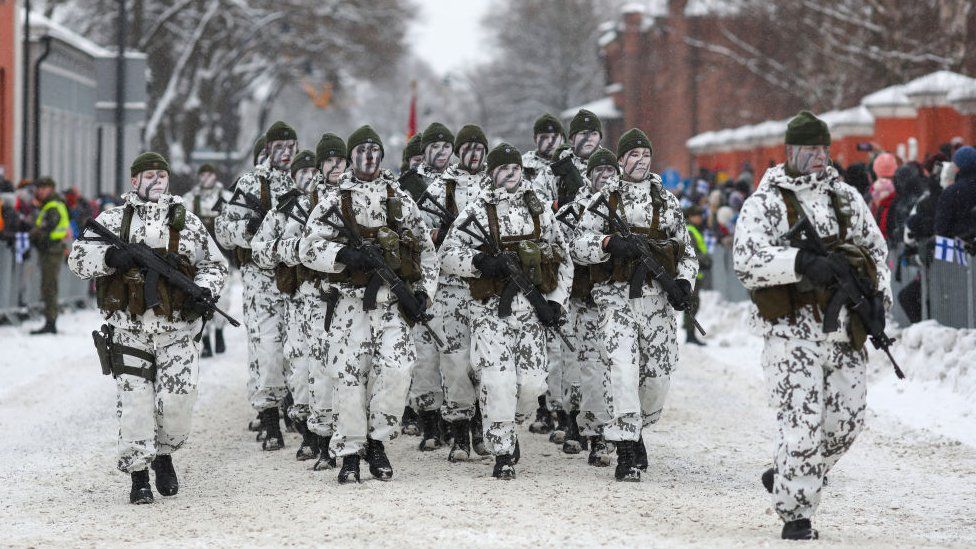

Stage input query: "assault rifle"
[
  {"left": 416, "top": 191, "right": 456, "bottom": 246},
  {"left": 587, "top": 193, "right": 706, "bottom": 336},
  {"left": 81, "top": 219, "right": 241, "bottom": 327},
  {"left": 398, "top": 168, "right": 427, "bottom": 202},
  {"left": 275, "top": 189, "right": 310, "bottom": 225},
  {"left": 455, "top": 213, "right": 576, "bottom": 352},
  {"left": 550, "top": 155, "right": 586, "bottom": 207},
  {"left": 229, "top": 188, "right": 269, "bottom": 225},
  {"left": 320, "top": 204, "right": 444, "bottom": 349},
  {"left": 784, "top": 213, "right": 905, "bottom": 379}
]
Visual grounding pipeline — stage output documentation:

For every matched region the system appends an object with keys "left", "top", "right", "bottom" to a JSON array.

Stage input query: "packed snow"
[{"left": 1, "top": 287, "right": 974, "bottom": 546}]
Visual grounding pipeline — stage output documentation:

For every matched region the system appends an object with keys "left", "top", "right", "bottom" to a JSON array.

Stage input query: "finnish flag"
[
  {"left": 955, "top": 239, "right": 970, "bottom": 266},
  {"left": 934, "top": 235, "right": 956, "bottom": 263}
]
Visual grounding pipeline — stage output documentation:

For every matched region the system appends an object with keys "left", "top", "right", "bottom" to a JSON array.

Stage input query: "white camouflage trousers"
[
  {"left": 326, "top": 294, "right": 415, "bottom": 457},
  {"left": 544, "top": 337, "right": 565, "bottom": 412},
  {"left": 575, "top": 300, "right": 612, "bottom": 436},
  {"left": 305, "top": 286, "right": 337, "bottom": 437},
  {"left": 409, "top": 313, "right": 443, "bottom": 413},
  {"left": 114, "top": 324, "right": 201, "bottom": 473},
  {"left": 283, "top": 293, "right": 309, "bottom": 420},
  {"left": 241, "top": 264, "right": 289, "bottom": 411},
  {"left": 599, "top": 293, "right": 676, "bottom": 442},
  {"left": 437, "top": 283, "right": 478, "bottom": 422},
  {"left": 762, "top": 337, "right": 867, "bottom": 522},
  {"left": 471, "top": 302, "right": 548, "bottom": 456}
]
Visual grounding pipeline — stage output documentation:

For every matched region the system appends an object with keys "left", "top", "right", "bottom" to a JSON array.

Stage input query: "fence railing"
[
  {"left": 704, "top": 241, "right": 976, "bottom": 329},
  {"left": 0, "top": 243, "right": 91, "bottom": 324}
]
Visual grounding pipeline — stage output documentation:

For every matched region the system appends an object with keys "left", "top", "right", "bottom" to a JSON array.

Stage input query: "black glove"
[
  {"left": 795, "top": 250, "right": 843, "bottom": 286},
  {"left": 401, "top": 291, "right": 429, "bottom": 322},
  {"left": 604, "top": 235, "right": 639, "bottom": 260},
  {"left": 245, "top": 216, "right": 262, "bottom": 235},
  {"left": 536, "top": 300, "right": 563, "bottom": 328},
  {"left": 668, "top": 279, "right": 693, "bottom": 311},
  {"left": 336, "top": 245, "right": 382, "bottom": 271},
  {"left": 184, "top": 289, "right": 214, "bottom": 319},
  {"left": 105, "top": 247, "right": 136, "bottom": 271},
  {"left": 868, "top": 292, "right": 886, "bottom": 332},
  {"left": 473, "top": 252, "right": 510, "bottom": 277}
]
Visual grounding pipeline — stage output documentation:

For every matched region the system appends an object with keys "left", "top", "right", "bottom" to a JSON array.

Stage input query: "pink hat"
[{"left": 873, "top": 153, "right": 898, "bottom": 179}]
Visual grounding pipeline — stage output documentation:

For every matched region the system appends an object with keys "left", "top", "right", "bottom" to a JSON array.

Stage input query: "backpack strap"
[
  {"left": 259, "top": 174, "right": 271, "bottom": 212},
  {"left": 445, "top": 180, "right": 458, "bottom": 217},
  {"left": 120, "top": 204, "right": 135, "bottom": 242},
  {"left": 340, "top": 189, "right": 359, "bottom": 237}
]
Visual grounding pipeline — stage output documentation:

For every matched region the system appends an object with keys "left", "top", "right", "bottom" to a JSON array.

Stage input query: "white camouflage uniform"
[
  {"left": 299, "top": 170, "right": 438, "bottom": 457},
  {"left": 68, "top": 192, "right": 228, "bottom": 472},
  {"left": 439, "top": 180, "right": 573, "bottom": 456},
  {"left": 182, "top": 182, "right": 233, "bottom": 330},
  {"left": 571, "top": 174, "right": 698, "bottom": 442},
  {"left": 215, "top": 165, "right": 294, "bottom": 412},
  {"left": 419, "top": 165, "right": 487, "bottom": 422},
  {"left": 733, "top": 164, "right": 890, "bottom": 523}
]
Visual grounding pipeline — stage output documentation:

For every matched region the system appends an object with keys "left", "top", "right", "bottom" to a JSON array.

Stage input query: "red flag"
[{"left": 407, "top": 80, "right": 417, "bottom": 138}]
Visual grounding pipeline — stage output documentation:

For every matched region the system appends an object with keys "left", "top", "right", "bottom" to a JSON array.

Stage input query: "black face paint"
[
  {"left": 535, "top": 133, "right": 564, "bottom": 159},
  {"left": 351, "top": 143, "right": 383, "bottom": 180},
  {"left": 199, "top": 172, "right": 217, "bottom": 189},
  {"left": 407, "top": 155, "right": 424, "bottom": 170},
  {"left": 787, "top": 145, "right": 830, "bottom": 177},
  {"left": 492, "top": 164, "right": 523, "bottom": 192},
  {"left": 320, "top": 157, "right": 347, "bottom": 184},
  {"left": 458, "top": 142, "right": 486, "bottom": 173},
  {"left": 589, "top": 165, "right": 616, "bottom": 191},
  {"left": 268, "top": 140, "right": 297, "bottom": 171},
  {"left": 425, "top": 141, "right": 453, "bottom": 172},
  {"left": 620, "top": 147, "right": 652, "bottom": 182},
  {"left": 294, "top": 167, "right": 319, "bottom": 191},
  {"left": 132, "top": 170, "right": 170, "bottom": 202},
  {"left": 571, "top": 131, "right": 600, "bottom": 159}
]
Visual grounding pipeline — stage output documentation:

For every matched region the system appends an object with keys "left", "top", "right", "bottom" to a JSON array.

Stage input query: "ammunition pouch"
[
  {"left": 466, "top": 240, "right": 560, "bottom": 302},
  {"left": 570, "top": 263, "right": 594, "bottom": 300},
  {"left": 235, "top": 247, "right": 252, "bottom": 267},
  {"left": 92, "top": 324, "right": 157, "bottom": 382},
  {"left": 589, "top": 231, "right": 682, "bottom": 288},
  {"left": 96, "top": 251, "right": 198, "bottom": 321},
  {"left": 275, "top": 263, "right": 299, "bottom": 295}
]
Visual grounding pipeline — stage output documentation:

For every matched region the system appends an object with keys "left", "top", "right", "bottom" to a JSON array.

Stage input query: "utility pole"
[
  {"left": 20, "top": 0, "right": 31, "bottom": 181},
  {"left": 114, "top": 0, "right": 127, "bottom": 195}
]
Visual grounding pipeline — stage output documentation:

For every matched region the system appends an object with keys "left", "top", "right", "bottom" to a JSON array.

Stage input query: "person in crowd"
[{"left": 934, "top": 146, "right": 976, "bottom": 239}]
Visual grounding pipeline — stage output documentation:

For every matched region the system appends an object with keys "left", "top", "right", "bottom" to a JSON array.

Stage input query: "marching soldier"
[
  {"left": 183, "top": 164, "right": 233, "bottom": 356},
  {"left": 29, "top": 177, "right": 70, "bottom": 335},
  {"left": 68, "top": 152, "right": 228, "bottom": 503},
  {"left": 299, "top": 126, "right": 438, "bottom": 483},
  {"left": 733, "top": 111, "right": 890, "bottom": 540},
  {"left": 521, "top": 113, "right": 565, "bottom": 183},
  {"left": 571, "top": 129, "right": 698, "bottom": 482},
  {"left": 216, "top": 121, "right": 298, "bottom": 451},
  {"left": 440, "top": 143, "right": 572, "bottom": 480}
]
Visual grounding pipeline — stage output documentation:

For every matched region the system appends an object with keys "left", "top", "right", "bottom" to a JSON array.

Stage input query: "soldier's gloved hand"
[
  {"left": 401, "top": 291, "right": 429, "bottom": 322},
  {"left": 795, "top": 250, "right": 842, "bottom": 286},
  {"left": 668, "top": 279, "right": 693, "bottom": 311},
  {"left": 336, "top": 245, "right": 381, "bottom": 271},
  {"left": 536, "top": 300, "right": 564, "bottom": 328},
  {"left": 869, "top": 292, "right": 887, "bottom": 331},
  {"left": 604, "top": 235, "right": 639, "bottom": 260},
  {"left": 105, "top": 247, "right": 136, "bottom": 271},
  {"left": 245, "top": 216, "right": 262, "bottom": 235},
  {"left": 473, "top": 252, "right": 510, "bottom": 277},
  {"left": 185, "top": 289, "right": 214, "bottom": 319}
]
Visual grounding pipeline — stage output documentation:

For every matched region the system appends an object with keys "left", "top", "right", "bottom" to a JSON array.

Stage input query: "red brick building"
[
  {"left": 0, "top": 0, "right": 18, "bottom": 182},
  {"left": 592, "top": 1, "right": 804, "bottom": 175}
]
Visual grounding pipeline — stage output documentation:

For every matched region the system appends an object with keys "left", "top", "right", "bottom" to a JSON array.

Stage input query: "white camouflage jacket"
[
  {"left": 182, "top": 182, "right": 231, "bottom": 221},
  {"left": 733, "top": 164, "right": 891, "bottom": 341},
  {"left": 571, "top": 174, "right": 698, "bottom": 304},
  {"left": 68, "top": 192, "right": 228, "bottom": 333},
  {"left": 420, "top": 165, "right": 488, "bottom": 288},
  {"left": 439, "top": 180, "right": 573, "bottom": 310},
  {"left": 531, "top": 149, "right": 586, "bottom": 205},
  {"left": 215, "top": 164, "right": 294, "bottom": 253},
  {"left": 522, "top": 150, "right": 554, "bottom": 182},
  {"left": 299, "top": 171, "right": 438, "bottom": 302}
]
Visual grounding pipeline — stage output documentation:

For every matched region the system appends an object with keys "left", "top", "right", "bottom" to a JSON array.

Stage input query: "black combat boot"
[
  {"left": 782, "top": 519, "right": 819, "bottom": 540},
  {"left": 685, "top": 328, "right": 705, "bottom": 346},
  {"left": 401, "top": 406, "right": 420, "bottom": 436},
  {"left": 214, "top": 328, "right": 226, "bottom": 354},
  {"left": 200, "top": 335, "right": 213, "bottom": 358},
  {"left": 492, "top": 453, "right": 516, "bottom": 480},
  {"left": 439, "top": 414, "right": 454, "bottom": 446},
  {"left": 614, "top": 440, "right": 641, "bottom": 482},
  {"left": 635, "top": 435, "right": 648, "bottom": 471},
  {"left": 364, "top": 438, "right": 393, "bottom": 481},
  {"left": 587, "top": 436, "right": 613, "bottom": 467},
  {"left": 313, "top": 436, "right": 336, "bottom": 471},
  {"left": 448, "top": 420, "right": 471, "bottom": 462},
  {"left": 337, "top": 454, "right": 361, "bottom": 484},
  {"left": 549, "top": 410, "right": 568, "bottom": 444},
  {"left": 281, "top": 395, "right": 295, "bottom": 433},
  {"left": 260, "top": 407, "right": 284, "bottom": 451},
  {"left": 129, "top": 469, "right": 154, "bottom": 504},
  {"left": 295, "top": 422, "right": 318, "bottom": 461},
  {"left": 150, "top": 454, "right": 179, "bottom": 496},
  {"left": 762, "top": 467, "right": 775, "bottom": 494},
  {"left": 512, "top": 439, "right": 521, "bottom": 465},
  {"left": 30, "top": 319, "right": 57, "bottom": 335},
  {"left": 418, "top": 410, "right": 442, "bottom": 451},
  {"left": 470, "top": 410, "right": 489, "bottom": 456},
  {"left": 562, "top": 411, "right": 583, "bottom": 454},
  {"left": 528, "top": 395, "right": 554, "bottom": 434}
]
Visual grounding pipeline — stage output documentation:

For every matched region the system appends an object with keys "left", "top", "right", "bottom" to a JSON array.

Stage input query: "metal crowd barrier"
[
  {"left": 0, "top": 242, "right": 93, "bottom": 324},
  {"left": 705, "top": 245, "right": 750, "bottom": 302}
]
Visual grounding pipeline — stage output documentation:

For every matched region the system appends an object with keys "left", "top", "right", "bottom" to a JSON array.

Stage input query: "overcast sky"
[{"left": 408, "top": 0, "right": 493, "bottom": 77}]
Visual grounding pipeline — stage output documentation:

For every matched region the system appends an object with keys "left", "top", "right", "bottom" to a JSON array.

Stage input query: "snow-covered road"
[{"left": 2, "top": 292, "right": 974, "bottom": 547}]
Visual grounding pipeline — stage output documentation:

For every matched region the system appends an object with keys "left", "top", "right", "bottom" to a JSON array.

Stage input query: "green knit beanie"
[
  {"left": 290, "top": 150, "right": 318, "bottom": 177},
  {"left": 315, "top": 133, "right": 347, "bottom": 167},
  {"left": 265, "top": 121, "right": 297, "bottom": 143},
  {"left": 402, "top": 133, "right": 424, "bottom": 161},
  {"left": 569, "top": 109, "right": 602, "bottom": 137},
  {"left": 198, "top": 163, "right": 217, "bottom": 175},
  {"left": 130, "top": 152, "right": 170, "bottom": 177},
  {"left": 616, "top": 128, "right": 653, "bottom": 160},
  {"left": 534, "top": 113, "right": 565, "bottom": 138},
  {"left": 252, "top": 136, "right": 266, "bottom": 165},
  {"left": 586, "top": 147, "right": 619, "bottom": 175},
  {"left": 785, "top": 110, "right": 831, "bottom": 146},
  {"left": 454, "top": 124, "right": 488, "bottom": 150},
  {"left": 347, "top": 125, "right": 384, "bottom": 159},
  {"left": 421, "top": 122, "right": 454, "bottom": 150},
  {"left": 486, "top": 143, "right": 523, "bottom": 174}
]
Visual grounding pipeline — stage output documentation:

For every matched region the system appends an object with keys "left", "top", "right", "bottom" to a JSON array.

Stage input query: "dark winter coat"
[
  {"left": 933, "top": 172, "right": 976, "bottom": 238},
  {"left": 906, "top": 176, "right": 943, "bottom": 241}
]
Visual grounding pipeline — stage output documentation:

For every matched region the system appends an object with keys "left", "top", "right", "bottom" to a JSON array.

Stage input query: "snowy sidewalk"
[{"left": 1, "top": 292, "right": 974, "bottom": 547}]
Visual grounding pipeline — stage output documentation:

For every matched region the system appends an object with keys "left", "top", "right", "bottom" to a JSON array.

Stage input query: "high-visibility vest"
[
  {"left": 36, "top": 199, "right": 70, "bottom": 241},
  {"left": 687, "top": 224, "right": 706, "bottom": 280}
]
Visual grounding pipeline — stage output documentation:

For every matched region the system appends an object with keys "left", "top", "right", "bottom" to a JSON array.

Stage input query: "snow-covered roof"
[
  {"left": 948, "top": 80, "right": 976, "bottom": 115},
  {"left": 561, "top": 96, "right": 622, "bottom": 120},
  {"left": 25, "top": 11, "right": 146, "bottom": 60},
  {"left": 686, "top": 131, "right": 714, "bottom": 152},
  {"left": 605, "top": 82, "right": 624, "bottom": 94},
  {"left": 599, "top": 29, "right": 619, "bottom": 48},
  {"left": 861, "top": 84, "right": 916, "bottom": 118},
  {"left": 818, "top": 106, "right": 874, "bottom": 138},
  {"left": 903, "top": 70, "right": 976, "bottom": 98},
  {"left": 685, "top": 0, "right": 740, "bottom": 17},
  {"left": 621, "top": 2, "right": 647, "bottom": 15}
]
